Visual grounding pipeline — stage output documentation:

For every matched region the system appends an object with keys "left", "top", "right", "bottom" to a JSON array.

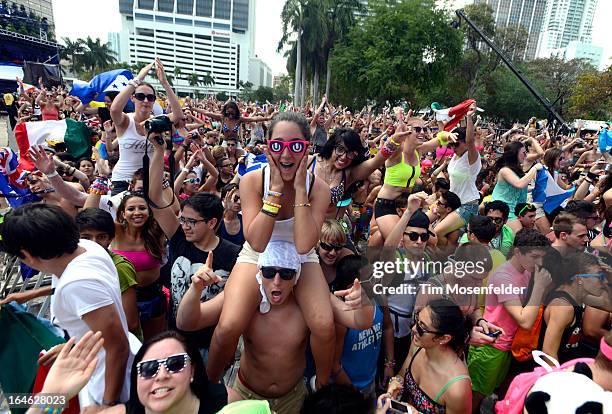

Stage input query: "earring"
[
  {"left": 190, "top": 377, "right": 194, "bottom": 383},
  {"left": 121, "top": 219, "right": 127, "bottom": 226}
]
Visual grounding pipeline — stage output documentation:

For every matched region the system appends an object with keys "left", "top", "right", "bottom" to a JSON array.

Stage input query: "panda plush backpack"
[{"left": 496, "top": 350, "right": 610, "bottom": 414}]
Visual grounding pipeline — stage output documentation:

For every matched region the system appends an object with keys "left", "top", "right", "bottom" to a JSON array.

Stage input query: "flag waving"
[
  {"left": 69, "top": 69, "right": 133, "bottom": 105},
  {"left": 432, "top": 99, "right": 477, "bottom": 132},
  {"left": 532, "top": 168, "right": 575, "bottom": 214},
  {"left": 14, "top": 119, "right": 93, "bottom": 171}
]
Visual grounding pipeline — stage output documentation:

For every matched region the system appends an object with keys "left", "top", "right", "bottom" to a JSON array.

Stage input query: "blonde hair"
[
  {"left": 211, "top": 145, "right": 226, "bottom": 160},
  {"left": 321, "top": 219, "right": 347, "bottom": 245}
]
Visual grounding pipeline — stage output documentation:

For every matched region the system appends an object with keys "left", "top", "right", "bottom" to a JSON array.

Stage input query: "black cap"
[{"left": 407, "top": 209, "right": 433, "bottom": 234}]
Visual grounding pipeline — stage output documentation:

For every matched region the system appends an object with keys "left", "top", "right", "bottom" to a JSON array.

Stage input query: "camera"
[{"left": 145, "top": 115, "right": 173, "bottom": 145}]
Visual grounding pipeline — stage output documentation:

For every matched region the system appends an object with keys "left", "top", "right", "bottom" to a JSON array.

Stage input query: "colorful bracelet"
[
  {"left": 262, "top": 203, "right": 280, "bottom": 215},
  {"left": 260, "top": 207, "right": 278, "bottom": 218},
  {"left": 263, "top": 200, "right": 281, "bottom": 209},
  {"left": 437, "top": 131, "right": 449, "bottom": 147},
  {"left": 294, "top": 203, "right": 311, "bottom": 207},
  {"left": 267, "top": 190, "right": 283, "bottom": 197}
]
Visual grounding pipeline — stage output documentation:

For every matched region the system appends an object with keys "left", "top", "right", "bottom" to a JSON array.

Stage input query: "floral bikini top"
[
  {"left": 401, "top": 347, "right": 470, "bottom": 414},
  {"left": 222, "top": 121, "right": 241, "bottom": 135}
]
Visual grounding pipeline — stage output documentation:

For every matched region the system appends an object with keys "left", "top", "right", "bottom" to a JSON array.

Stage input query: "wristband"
[
  {"left": 182, "top": 167, "right": 190, "bottom": 173},
  {"left": 46, "top": 170, "right": 59, "bottom": 178},
  {"left": 267, "top": 190, "right": 283, "bottom": 197},
  {"left": 262, "top": 203, "right": 280, "bottom": 215},
  {"left": 437, "top": 131, "right": 449, "bottom": 147},
  {"left": 263, "top": 200, "right": 281, "bottom": 209},
  {"left": 260, "top": 207, "right": 278, "bottom": 218},
  {"left": 294, "top": 203, "right": 311, "bottom": 207},
  {"left": 162, "top": 179, "right": 171, "bottom": 189}
]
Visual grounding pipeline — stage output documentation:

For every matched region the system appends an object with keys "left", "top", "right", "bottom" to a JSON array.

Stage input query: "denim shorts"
[{"left": 455, "top": 200, "right": 479, "bottom": 225}]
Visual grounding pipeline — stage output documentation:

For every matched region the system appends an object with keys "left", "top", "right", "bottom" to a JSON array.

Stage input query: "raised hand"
[
  {"left": 40, "top": 331, "right": 104, "bottom": 399},
  {"left": 155, "top": 57, "right": 168, "bottom": 85},
  {"left": 137, "top": 61, "right": 155, "bottom": 81},
  {"left": 406, "top": 191, "right": 429, "bottom": 212},
  {"left": 224, "top": 187, "right": 237, "bottom": 211},
  {"left": 264, "top": 146, "right": 284, "bottom": 193},
  {"left": 191, "top": 251, "right": 221, "bottom": 292},
  {"left": 294, "top": 152, "right": 309, "bottom": 193},
  {"left": 334, "top": 278, "right": 363, "bottom": 310},
  {"left": 29, "top": 145, "right": 56, "bottom": 175}
]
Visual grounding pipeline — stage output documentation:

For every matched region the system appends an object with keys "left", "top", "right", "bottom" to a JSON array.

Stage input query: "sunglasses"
[
  {"left": 335, "top": 146, "right": 357, "bottom": 160},
  {"left": 412, "top": 127, "right": 429, "bottom": 133},
  {"left": 260, "top": 266, "right": 297, "bottom": 280},
  {"left": 572, "top": 273, "right": 606, "bottom": 281},
  {"left": 134, "top": 93, "right": 156, "bottom": 103},
  {"left": 518, "top": 203, "right": 535, "bottom": 216},
  {"left": 268, "top": 139, "right": 309, "bottom": 154},
  {"left": 137, "top": 353, "right": 190, "bottom": 379},
  {"left": 404, "top": 231, "right": 430, "bottom": 242},
  {"left": 320, "top": 241, "right": 343, "bottom": 252},
  {"left": 489, "top": 216, "right": 504, "bottom": 225},
  {"left": 183, "top": 177, "right": 201, "bottom": 184},
  {"left": 413, "top": 313, "right": 442, "bottom": 337}
]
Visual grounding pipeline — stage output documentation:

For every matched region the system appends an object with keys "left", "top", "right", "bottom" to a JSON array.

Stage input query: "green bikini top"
[{"left": 384, "top": 151, "right": 421, "bottom": 188}]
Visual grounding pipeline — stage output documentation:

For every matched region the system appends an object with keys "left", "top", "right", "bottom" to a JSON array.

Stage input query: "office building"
[
  {"left": 472, "top": 0, "right": 547, "bottom": 61},
  {"left": 554, "top": 40, "right": 602, "bottom": 68},
  {"left": 117, "top": 0, "right": 256, "bottom": 96},
  {"left": 536, "top": 0, "right": 598, "bottom": 59},
  {"left": 14, "top": 0, "right": 53, "bottom": 25},
  {"left": 248, "top": 55, "right": 272, "bottom": 88},
  {"left": 108, "top": 32, "right": 122, "bottom": 61}
]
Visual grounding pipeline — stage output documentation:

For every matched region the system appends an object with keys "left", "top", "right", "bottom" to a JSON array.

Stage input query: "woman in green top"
[
  {"left": 491, "top": 141, "right": 542, "bottom": 221},
  {"left": 375, "top": 115, "right": 452, "bottom": 244}
]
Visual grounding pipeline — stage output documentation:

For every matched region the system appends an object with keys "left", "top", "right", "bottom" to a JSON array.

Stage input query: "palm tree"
[
  {"left": 187, "top": 72, "right": 202, "bottom": 97},
  {"left": 322, "top": 0, "right": 364, "bottom": 98},
  {"left": 60, "top": 37, "right": 85, "bottom": 73},
  {"left": 200, "top": 73, "right": 215, "bottom": 88},
  {"left": 173, "top": 66, "right": 183, "bottom": 83},
  {"left": 279, "top": 0, "right": 308, "bottom": 106},
  {"left": 80, "top": 36, "right": 117, "bottom": 72}
]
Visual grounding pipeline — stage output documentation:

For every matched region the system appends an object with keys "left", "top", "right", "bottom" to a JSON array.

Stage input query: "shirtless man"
[{"left": 177, "top": 240, "right": 373, "bottom": 414}]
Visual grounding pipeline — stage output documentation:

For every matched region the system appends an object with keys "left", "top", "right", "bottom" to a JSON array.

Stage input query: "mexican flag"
[{"left": 14, "top": 119, "right": 93, "bottom": 171}]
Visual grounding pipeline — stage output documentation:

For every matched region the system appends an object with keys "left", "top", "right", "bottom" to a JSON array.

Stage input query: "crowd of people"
[{"left": 1, "top": 59, "right": 611, "bottom": 414}]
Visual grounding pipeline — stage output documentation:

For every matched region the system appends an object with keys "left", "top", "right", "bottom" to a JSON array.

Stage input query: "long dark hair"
[
  {"left": 222, "top": 101, "right": 240, "bottom": 120},
  {"left": 117, "top": 193, "right": 165, "bottom": 261},
  {"left": 126, "top": 331, "right": 210, "bottom": 414},
  {"left": 427, "top": 298, "right": 472, "bottom": 357},
  {"left": 319, "top": 127, "right": 367, "bottom": 167},
  {"left": 494, "top": 141, "right": 525, "bottom": 177}
]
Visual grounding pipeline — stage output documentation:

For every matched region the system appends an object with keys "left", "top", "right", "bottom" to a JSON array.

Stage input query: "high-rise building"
[
  {"left": 248, "top": 55, "right": 272, "bottom": 88},
  {"left": 535, "top": 0, "right": 598, "bottom": 59},
  {"left": 117, "top": 0, "right": 256, "bottom": 96},
  {"left": 471, "top": 0, "right": 547, "bottom": 61},
  {"left": 14, "top": 0, "right": 54, "bottom": 26},
  {"left": 554, "top": 40, "right": 602, "bottom": 68}
]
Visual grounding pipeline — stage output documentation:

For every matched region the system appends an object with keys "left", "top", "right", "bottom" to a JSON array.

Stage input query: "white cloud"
[{"left": 591, "top": 0, "right": 611, "bottom": 70}]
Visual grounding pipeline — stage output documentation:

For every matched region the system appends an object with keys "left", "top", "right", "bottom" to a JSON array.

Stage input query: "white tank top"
[
  {"left": 447, "top": 150, "right": 481, "bottom": 204},
  {"left": 112, "top": 114, "right": 155, "bottom": 182},
  {"left": 262, "top": 165, "right": 313, "bottom": 244}
]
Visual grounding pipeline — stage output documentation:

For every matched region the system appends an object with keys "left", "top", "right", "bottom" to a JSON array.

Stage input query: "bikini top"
[
  {"left": 112, "top": 249, "right": 161, "bottom": 272},
  {"left": 401, "top": 347, "right": 470, "bottom": 414},
  {"left": 309, "top": 158, "right": 347, "bottom": 206},
  {"left": 222, "top": 120, "right": 241, "bottom": 135},
  {"left": 384, "top": 151, "right": 421, "bottom": 188}
]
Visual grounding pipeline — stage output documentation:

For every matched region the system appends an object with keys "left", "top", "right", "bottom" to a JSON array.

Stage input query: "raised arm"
[
  {"left": 498, "top": 164, "right": 541, "bottom": 189},
  {"left": 383, "top": 193, "right": 428, "bottom": 248},
  {"left": 350, "top": 130, "right": 410, "bottom": 184},
  {"left": 111, "top": 62, "right": 154, "bottom": 132},
  {"left": 466, "top": 104, "right": 479, "bottom": 164},
  {"left": 190, "top": 106, "right": 223, "bottom": 120},
  {"left": 155, "top": 58, "right": 183, "bottom": 124},
  {"left": 147, "top": 133, "right": 180, "bottom": 239}
]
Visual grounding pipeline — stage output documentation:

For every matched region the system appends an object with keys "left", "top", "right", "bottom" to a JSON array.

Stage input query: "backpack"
[{"left": 495, "top": 350, "right": 594, "bottom": 414}]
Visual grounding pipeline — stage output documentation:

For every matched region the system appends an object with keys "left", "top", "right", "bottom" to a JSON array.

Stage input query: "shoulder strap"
[{"left": 434, "top": 375, "right": 470, "bottom": 402}]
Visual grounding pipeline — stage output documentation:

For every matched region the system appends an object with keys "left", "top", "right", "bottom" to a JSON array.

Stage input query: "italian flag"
[{"left": 14, "top": 119, "right": 93, "bottom": 171}]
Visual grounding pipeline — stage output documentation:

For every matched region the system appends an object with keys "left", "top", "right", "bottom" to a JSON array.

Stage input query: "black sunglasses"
[
  {"left": 134, "top": 93, "right": 156, "bottom": 103},
  {"left": 320, "top": 241, "right": 343, "bottom": 252},
  {"left": 413, "top": 313, "right": 442, "bottom": 337},
  {"left": 136, "top": 353, "right": 190, "bottom": 379},
  {"left": 489, "top": 217, "right": 504, "bottom": 225},
  {"left": 404, "top": 231, "right": 430, "bottom": 242},
  {"left": 260, "top": 266, "right": 297, "bottom": 281},
  {"left": 412, "top": 126, "right": 429, "bottom": 133}
]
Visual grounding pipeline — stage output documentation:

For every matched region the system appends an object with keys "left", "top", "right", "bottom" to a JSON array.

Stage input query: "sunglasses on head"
[
  {"left": 268, "top": 139, "right": 309, "bottom": 154},
  {"left": 320, "top": 241, "right": 343, "bottom": 252},
  {"left": 137, "top": 353, "right": 190, "bottom": 379},
  {"left": 572, "top": 273, "right": 606, "bottom": 281},
  {"left": 183, "top": 177, "right": 201, "bottom": 184},
  {"left": 134, "top": 93, "right": 156, "bottom": 103},
  {"left": 412, "top": 126, "right": 429, "bottom": 133},
  {"left": 260, "top": 266, "right": 297, "bottom": 280},
  {"left": 518, "top": 203, "right": 535, "bottom": 216},
  {"left": 404, "top": 231, "right": 430, "bottom": 242}
]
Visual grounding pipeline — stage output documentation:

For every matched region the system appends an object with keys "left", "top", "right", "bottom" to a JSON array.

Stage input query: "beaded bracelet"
[
  {"left": 263, "top": 200, "right": 281, "bottom": 209},
  {"left": 268, "top": 190, "right": 283, "bottom": 197},
  {"left": 294, "top": 203, "right": 311, "bottom": 207}
]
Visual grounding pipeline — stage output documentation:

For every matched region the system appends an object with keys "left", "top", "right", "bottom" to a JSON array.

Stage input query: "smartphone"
[
  {"left": 486, "top": 330, "right": 502, "bottom": 338},
  {"left": 390, "top": 399, "right": 412, "bottom": 413}
]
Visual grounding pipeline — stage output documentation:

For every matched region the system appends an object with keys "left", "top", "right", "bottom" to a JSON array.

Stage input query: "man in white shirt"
[{"left": 1, "top": 204, "right": 134, "bottom": 409}]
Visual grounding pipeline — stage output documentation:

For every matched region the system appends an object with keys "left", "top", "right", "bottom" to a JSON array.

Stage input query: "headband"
[{"left": 601, "top": 336, "right": 612, "bottom": 361}]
